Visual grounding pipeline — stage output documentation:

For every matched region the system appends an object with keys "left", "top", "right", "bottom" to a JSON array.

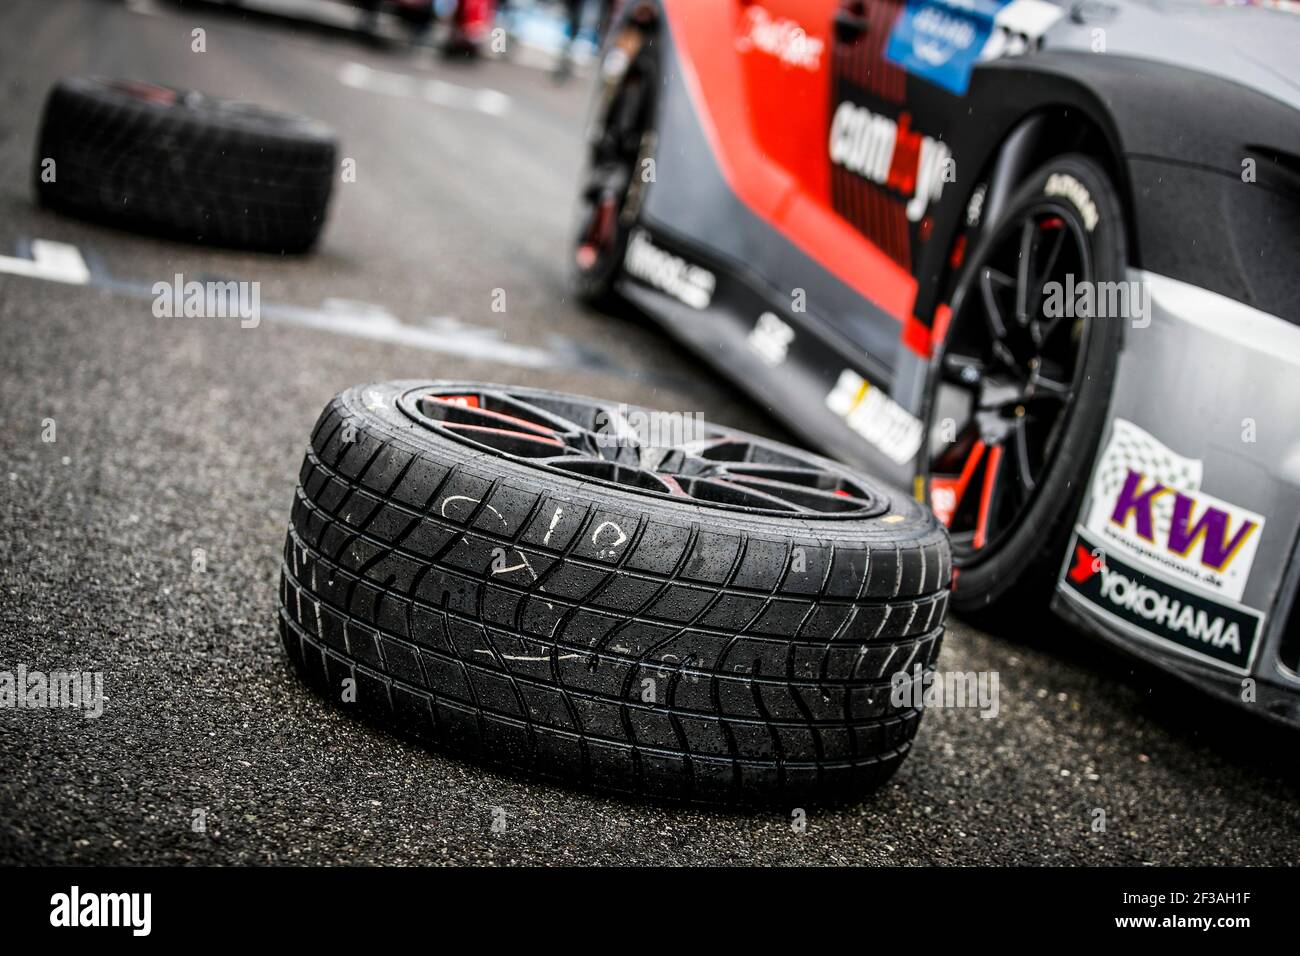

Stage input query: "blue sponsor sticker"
[{"left": 885, "top": 0, "right": 1005, "bottom": 96}]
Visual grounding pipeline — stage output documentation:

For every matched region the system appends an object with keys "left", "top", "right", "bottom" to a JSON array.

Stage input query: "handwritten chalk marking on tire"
[
  {"left": 543, "top": 507, "right": 564, "bottom": 545},
  {"left": 474, "top": 649, "right": 585, "bottom": 662},
  {"left": 592, "top": 520, "right": 627, "bottom": 558},
  {"left": 441, "top": 497, "right": 538, "bottom": 578},
  {"left": 489, "top": 546, "right": 534, "bottom": 577},
  {"left": 441, "top": 495, "right": 504, "bottom": 527}
]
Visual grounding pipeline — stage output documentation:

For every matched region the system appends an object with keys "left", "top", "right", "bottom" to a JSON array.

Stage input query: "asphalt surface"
[{"left": 2, "top": 0, "right": 1298, "bottom": 866}]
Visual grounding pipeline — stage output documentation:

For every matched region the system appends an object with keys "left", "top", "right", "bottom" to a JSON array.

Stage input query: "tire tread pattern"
[
  {"left": 36, "top": 77, "right": 336, "bottom": 252},
  {"left": 279, "top": 385, "right": 952, "bottom": 803}
]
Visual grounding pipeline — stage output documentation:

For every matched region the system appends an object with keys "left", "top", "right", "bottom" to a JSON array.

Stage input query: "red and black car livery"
[{"left": 572, "top": 0, "right": 1300, "bottom": 723}]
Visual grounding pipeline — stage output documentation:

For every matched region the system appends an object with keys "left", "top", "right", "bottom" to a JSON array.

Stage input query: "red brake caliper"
[
  {"left": 576, "top": 196, "right": 617, "bottom": 270},
  {"left": 931, "top": 439, "right": 1003, "bottom": 549},
  {"left": 972, "top": 444, "right": 1004, "bottom": 550},
  {"left": 931, "top": 439, "right": 986, "bottom": 527}
]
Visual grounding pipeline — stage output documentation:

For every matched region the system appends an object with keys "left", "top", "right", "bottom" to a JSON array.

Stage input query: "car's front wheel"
[{"left": 924, "top": 154, "right": 1128, "bottom": 623}]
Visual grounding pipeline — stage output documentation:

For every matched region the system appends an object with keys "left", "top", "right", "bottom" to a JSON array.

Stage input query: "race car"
[{"left": 571, "top": 0, "right": 1300, "bottom": 724}]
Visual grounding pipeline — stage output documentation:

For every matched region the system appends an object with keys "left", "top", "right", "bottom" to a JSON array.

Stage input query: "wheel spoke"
[
  {"left": 720, "top": 474, "right": 874, "bottom": 512},
  {"left": 404, "top": 387, "right": 883, "bottom": 517},
  {"left": 1011, "top": 418, "right": 1035, "bottom": 496},
  {"left": 942, "top": 352, "right": 985, "bottom": 388},
  {"left": 1027, "top": 358, "right": 1073, "bottom": 407},
  {"left": 980, "top": 267, "right": 1015, "bottom": 341},
  {"left": 1027, "top": 229, "right": 1069, "bottom": 336},
  {"left": 679, "top": 477, "right": 807, "bottom": 513},
  {"left": 1014, "top": 217, "right": 1037, "bottom": 325},
  {"left": 1033, "top": 226, "right": 1068, "bottom": 299},
  {"left": 927, "top": 199, "right": 1092, "bottom": 557}
]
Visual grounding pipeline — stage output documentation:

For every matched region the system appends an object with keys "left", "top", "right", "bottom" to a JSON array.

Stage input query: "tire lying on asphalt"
[
  {"left": 278, "top": 382, "right": 952, "bottom": 804},
  {"left": 35, "top": 77, "right": 337, "bottom": 253}
]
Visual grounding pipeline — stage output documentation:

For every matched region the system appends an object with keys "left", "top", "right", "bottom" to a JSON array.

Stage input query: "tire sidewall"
[{"left": 336, "top": 380, "right": 942, "bottom": 548}]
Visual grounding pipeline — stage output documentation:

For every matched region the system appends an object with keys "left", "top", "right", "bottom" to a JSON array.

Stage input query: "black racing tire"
[
  {"left": 278, "top": 381, "right": 952, "bottom": 805},
  {"left": 926, "top": 154, "right": 1126, "bottom": 623},
  {"left": 34, "top": 77, "right": 337, "bottom": 253}
]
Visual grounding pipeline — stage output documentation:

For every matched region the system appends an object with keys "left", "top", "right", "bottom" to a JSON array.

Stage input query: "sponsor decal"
[
  {"left": 1060, "top": 530, "right": 1263, "bottom": 672},
  {"left": 746, "top": 311, "right": 795, "bottom": 367},
  {"left": 1083, "top": 419, "right": 1264, "bottom": 602},
  {"left": 1043, "top": 173, "right": 1099, "bottom": 230},
  {"left": 885, "top": 0, "right": 996, "bottom": 95},
  {"left": 623, "top": 229, "right": 716, "bottom": 310},
  {"left": 885, "top": 0, "right": 1063, "bottom": 95},
  {"left": 825, "top": 368, "right": 925, "bottom": 465},
  {"left": 984, "top": 0, "right": 1064, "bottom": 57},
  {"left": 829, "top": 101, "right": 952, "bottom": 222},
  {"left": 735, "top": 6, "right": 824, "bottom": 71}
]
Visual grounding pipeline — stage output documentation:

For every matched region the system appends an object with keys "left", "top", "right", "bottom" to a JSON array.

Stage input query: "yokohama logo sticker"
[
  {"left": 829, "top": 101, "right": 951, "bottom": 222},
  {"left": 623, "top": 229, "right": 716, "bottom": 310},
  {"left": 1082, "top": 420, "right": 1264, "bottom": 603},
  {"left": 1060, "top": 530, "right": 1263, "bottom": 673}
]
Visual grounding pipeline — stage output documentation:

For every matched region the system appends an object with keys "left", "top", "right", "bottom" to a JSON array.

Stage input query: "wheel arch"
[
  {"left": 974, "top": 105, "right": 1140, "bottom": 271},
  {"left": 916, "top": 64, "right": 1145, "bottom": 329}
]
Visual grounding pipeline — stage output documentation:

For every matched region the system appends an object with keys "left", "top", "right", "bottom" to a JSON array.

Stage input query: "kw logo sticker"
[{"left": 1082, "top": 420, "right": 1264, "bottom": 602}]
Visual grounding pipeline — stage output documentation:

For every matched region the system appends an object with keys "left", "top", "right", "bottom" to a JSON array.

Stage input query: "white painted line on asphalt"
[
  {"left": 2, "top": 235, "right": 667, "bottom": 383},
  {"left": 336, "top": 61, "right": 511, "bottom": 116},
  {"left": 0, "top": 240, "right": 90, "bottom": 285},
  {"left": 0, "top": 235, "right": 555, "bottom": 368},
  {"left": 272, "top": 297, "right": 553, "bottom": 367}
]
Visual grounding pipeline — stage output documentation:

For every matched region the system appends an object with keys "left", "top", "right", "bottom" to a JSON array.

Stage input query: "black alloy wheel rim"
[
  {"left": 400, "top": 386, "right": 886, "bottom": 518},
  {"left": 927, "top": 201, "right": 1093, "bottom": 560}
]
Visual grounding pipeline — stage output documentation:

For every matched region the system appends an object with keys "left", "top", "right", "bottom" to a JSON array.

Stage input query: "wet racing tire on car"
[
  {"left": 925, "top": 154, "right": 1126, "bottom": 624},
  {"left": 278, "top": 381, "right": 952, "bottom": 804},
  {"left": 35, "top": 77, "right": 337, "bottom": 252}
]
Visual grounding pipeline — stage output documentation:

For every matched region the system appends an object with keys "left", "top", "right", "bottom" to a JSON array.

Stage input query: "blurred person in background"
[
  {"left": 555, "top": 0, "right": 614, "bottom": 79},
  {"left": 420, "top": 0, "right": 495, "bottom": 56}
]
